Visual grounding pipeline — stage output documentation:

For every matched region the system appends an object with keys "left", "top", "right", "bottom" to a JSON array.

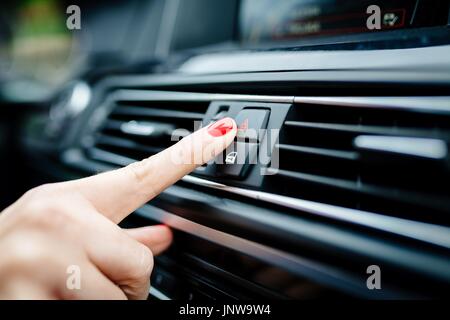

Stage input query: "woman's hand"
[{"left": 0, "top": 118, "right": 237, "bottom": 299}]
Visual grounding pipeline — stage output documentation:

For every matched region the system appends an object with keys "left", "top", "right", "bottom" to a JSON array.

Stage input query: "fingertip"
[
  {"left": 125, "top": 225, "right": 173, "bottom": 255},
  {"left": 153, "top": 224, "right": 173, "bottom": 244},
  {"left": 207, "top": 117, "right": 237, "bottom": 138},
  {"left": 145, "top": 225, "right": 173, "bottom": 255}
]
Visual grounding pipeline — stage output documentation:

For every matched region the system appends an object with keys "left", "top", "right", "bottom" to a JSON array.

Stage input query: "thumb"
[{"left": 125, "top": 225, "right": 173, "bottom": 255}]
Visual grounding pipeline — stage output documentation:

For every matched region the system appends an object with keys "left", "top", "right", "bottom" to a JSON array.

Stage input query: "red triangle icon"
[{"left": 238, "top": 118, "right": 249, "bottom": 131}]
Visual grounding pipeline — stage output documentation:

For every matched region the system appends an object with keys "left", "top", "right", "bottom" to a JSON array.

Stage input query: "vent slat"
[
  {"left": 284, "top": 120, "right": 444, "bottom": 138},
  {"left": 112, "top": 106, "right": 204, "bottom": 120},
  {"left": 96, "top": 134, "right": 164, "bottom": 155},
  {"left": 88, "top": 147, "right": 135, "bottom": 167},
  {"left": 267, "top": 167, "right": 450, "bottom": 223},
  {"left": 267, "top": 167, "right": 357, "bottom": 190},
  {"left": 276, "top": 143, "right": 358, "bottom": 160},
  {"left": 269, "top": 168, "right": 449, "bottom": 206}
]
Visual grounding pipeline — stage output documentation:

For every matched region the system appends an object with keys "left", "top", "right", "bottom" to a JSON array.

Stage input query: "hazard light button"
[{"left": 235, "top": 109, "right": 270, "bottom": 143}]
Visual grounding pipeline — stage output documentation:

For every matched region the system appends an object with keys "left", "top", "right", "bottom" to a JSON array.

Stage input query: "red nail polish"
[{"left": 207, "top": 117, "right": 234, "bottom": 137}]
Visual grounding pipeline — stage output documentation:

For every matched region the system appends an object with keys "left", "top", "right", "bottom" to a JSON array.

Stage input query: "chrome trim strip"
[
  {"left": 136, "top": 204, "right": 370, "bottom": 296},
  {"left": 149, "top": 287, "right": 171, "bottom": 300},
  {"left": 182, "top": 175, "right": 450, "bottom": 249},
  {"left": 293, "top": 96, "right": 450, "bottom": 113},
  {"left": 113, "top": 89, "right": 295, "bottom": 104},
  {"left": 112, "top": 90, "right": 450, "bottom": 113}
]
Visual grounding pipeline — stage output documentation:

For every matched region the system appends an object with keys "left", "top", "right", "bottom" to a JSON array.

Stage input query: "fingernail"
[{"left": 207, "top": 117, "right": 234, "bottom": 137}]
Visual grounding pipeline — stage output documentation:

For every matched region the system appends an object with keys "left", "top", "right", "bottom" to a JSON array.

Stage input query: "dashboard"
[{"left": 1, "top": 0, "right": 450, "bottom": 300}]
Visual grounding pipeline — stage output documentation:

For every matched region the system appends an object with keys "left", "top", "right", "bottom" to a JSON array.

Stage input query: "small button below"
[{"left": 217, "top": 142, "right": 258, "bottom": 178}]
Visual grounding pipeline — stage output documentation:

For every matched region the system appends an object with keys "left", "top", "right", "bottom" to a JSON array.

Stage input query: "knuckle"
[
  {"left": 2, "top": 231, "right": 83, "bottom": 281},
  {"left": 36, "top": 208, "right": 74, "bottom": 231},
  {"left": 24, "top": 200, "right": 54, "bottom": 218},
  {"left": 6, "top": 234, "right": 53, "bottom": 267},
  {"left": 125, "top": 157, "right": 154, "bottom": 185},
  {"left": 20, "top": 199, "right": 73, "bottom": 232},
  {"left": 15, "top": 184, "right": 83, "bottom": 232},
  {"left": 23, "top": 184, "right": 55, "bottom": 200}
]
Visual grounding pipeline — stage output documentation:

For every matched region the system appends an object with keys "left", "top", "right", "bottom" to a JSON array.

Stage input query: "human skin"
[{"left": 0, "top": 118, "right": 237, "bottom": 299}]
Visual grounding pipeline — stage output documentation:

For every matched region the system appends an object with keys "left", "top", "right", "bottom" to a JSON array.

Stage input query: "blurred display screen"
[{"left": 239, "top": 0, "right": 450, "bottom": 43}]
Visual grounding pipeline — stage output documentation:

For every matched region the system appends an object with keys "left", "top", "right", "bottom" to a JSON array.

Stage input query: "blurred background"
[
  {"left": 0, "top": 0, "right": 241, "bottom": 102},
  {"left": 1, "top": 0, "right": 78, "bottom": 100},
  {"left": 0, "top": 0, "right": 241, "bottom": 208}
]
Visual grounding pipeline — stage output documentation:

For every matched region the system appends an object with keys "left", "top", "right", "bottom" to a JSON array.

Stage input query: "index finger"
[{"left": 69, "top": 117, "right": 236, "bottom": 222}]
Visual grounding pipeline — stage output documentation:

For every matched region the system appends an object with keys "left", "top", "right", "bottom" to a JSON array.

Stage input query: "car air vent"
[
  {"left": 86, "top": 90, "right": 209, "bottom": 164},
  {"left": 266, "top": 97, "right": 450, "bottom": 226}
]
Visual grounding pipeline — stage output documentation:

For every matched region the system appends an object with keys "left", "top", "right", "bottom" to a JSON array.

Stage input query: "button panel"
[{"left": 194, "top": 101, "right": 291, "bottom": 186}]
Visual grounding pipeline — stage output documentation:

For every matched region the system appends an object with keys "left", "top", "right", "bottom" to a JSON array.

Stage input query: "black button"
[
  {"left": 217, "top": 142, "right": 258, "bottom": 178},
  {"left": 235, "top": 109, "right": 270, "bottom": 142}
]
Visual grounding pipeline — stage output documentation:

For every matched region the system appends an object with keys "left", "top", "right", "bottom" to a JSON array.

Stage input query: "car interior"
[{"left": 1, "top": 0, "right": 450, "bottom": 300}]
